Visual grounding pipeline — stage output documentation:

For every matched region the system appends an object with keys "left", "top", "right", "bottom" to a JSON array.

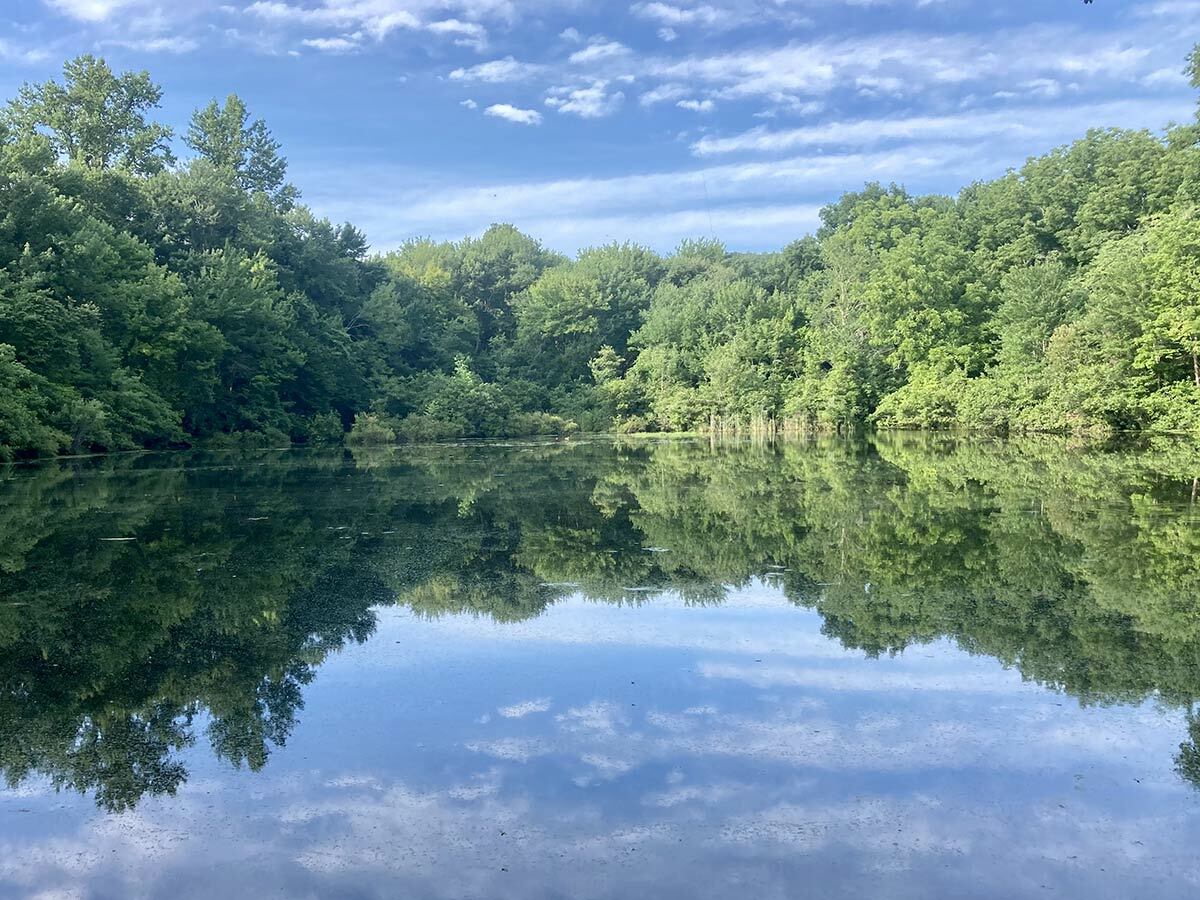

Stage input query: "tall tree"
[
  {"left": 186, "top": 94, "right": 295, "bottom": 206},
  {"left": 5, "top": 56, "right": 173, "bottom": 176}
]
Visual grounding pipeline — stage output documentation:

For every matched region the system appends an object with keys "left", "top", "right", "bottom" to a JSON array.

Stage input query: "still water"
[{"left": 1, "top": 436, "right": 1199, "bottom": 898}]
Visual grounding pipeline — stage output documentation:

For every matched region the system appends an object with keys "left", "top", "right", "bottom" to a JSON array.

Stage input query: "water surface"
[{"left": 2, "top": 436, "right": 1199, "bottom": 898}]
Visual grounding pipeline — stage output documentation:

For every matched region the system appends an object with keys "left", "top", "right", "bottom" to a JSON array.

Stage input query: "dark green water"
[{"left": 1, "top": 436, "right": 1199, "bottom": 898}]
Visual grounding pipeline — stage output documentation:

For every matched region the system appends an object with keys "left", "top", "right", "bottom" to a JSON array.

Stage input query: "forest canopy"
[{"left": 1, "top": 52, "right": 1200, "bottom": 458}]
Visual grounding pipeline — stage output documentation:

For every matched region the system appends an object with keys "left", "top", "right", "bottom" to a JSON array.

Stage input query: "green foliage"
[
  {"left": 451, "top": 224, "right": 562, "bottom": 349},
  {"left": 508, "top": 411, "right": 579, "bottom": 436},
  {"left": 186, "top": 94, "right": 295, "bottom": 207},
  {"left": 4, "top": 50, "right": 1200, "bottom": 458},
  {"left": 346, "top": 412, "right": 395, "bottom": 446},
  {"left": 0, "top": 344, "right": 65, "bottom": 458},
  {"left": 298, "top": 411, "right": 346, "bottom": 445},
  {"left": 6, "top": 55, "right": 173, "bottom": 175}
]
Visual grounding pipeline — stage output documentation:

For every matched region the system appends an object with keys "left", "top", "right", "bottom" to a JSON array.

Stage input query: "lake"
[{"left": 1, "top": 435, "right": 1198, "bottom": 899}]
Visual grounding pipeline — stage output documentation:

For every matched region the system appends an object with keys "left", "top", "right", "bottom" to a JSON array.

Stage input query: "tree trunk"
[{"left": 1193, "top": 351, "right": 1199, "bottom": 388}]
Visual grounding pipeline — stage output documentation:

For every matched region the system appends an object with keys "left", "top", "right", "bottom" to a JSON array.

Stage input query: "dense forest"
[
  {"left": 2, "top": 436, "right": 1199, "bottom": 808},
  {"left": 2, "top": 51, "right": 1200, "bottom": 458}
]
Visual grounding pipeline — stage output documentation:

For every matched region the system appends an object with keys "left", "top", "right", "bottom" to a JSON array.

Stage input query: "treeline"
[{"left": 2, "top": 52, "right": 1200, "bottom": 458}]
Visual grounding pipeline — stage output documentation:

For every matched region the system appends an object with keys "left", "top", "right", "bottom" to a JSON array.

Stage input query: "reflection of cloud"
[
  {"left": 643, "top": 783, "right": 738, "bottom": 808},
  {"left": 359, "top": 590, "right": 859, "bottom": 666},
  {"left": 6, "top": 590, "right": 1200, "bottom": 897},
  {"left": 556, "top": 701, "right": 631, "bottom": 736},
  {"left": 9, "top": 763, "right": 1195, "bottom": 900},
  {"left": 698, "top": 661, "right": 1031, "bottom": 694},
  {"left": 580, "top": 753, "right": 635, "bottom": 776},
  {"left": 5, "top": 702, "right": 1200, "bottom": 899},
  {"left": 498, "top": 698, "right": 552, "bottom": 718},
  {"left": 644, "top": 710, "right": 701, "bottom": 733},
  {"left": 465, "top": 737, "right": 551, "bottom": 762},
  {"left": 721, "top": 795, "right": 965, "bottom": 855}
]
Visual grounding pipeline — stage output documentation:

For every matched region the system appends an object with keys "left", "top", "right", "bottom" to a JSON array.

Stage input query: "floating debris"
[
  {"left": 100, "top": 537, "right": 137, "bottom": 542},
  {"left": 644, "top": 547, "right": 671, "bottom": 553},
  {"left": 247, "top": 517, "right": 269, "bottom": 522}
]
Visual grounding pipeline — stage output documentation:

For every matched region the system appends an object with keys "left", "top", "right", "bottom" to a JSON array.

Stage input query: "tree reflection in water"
[{"left": 1, "top": 434, "right": 1198, "bottom": 810}]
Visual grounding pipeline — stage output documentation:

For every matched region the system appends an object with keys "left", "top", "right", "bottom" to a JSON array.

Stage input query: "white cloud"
[
  {"left": 691, "top": 97, "right": 1193, "bottom": 157},
  {"left": 631, "top": 2, "right": 727, "bottom": 27},
  {"left": 1143, "top": 66, "right": 1190, "bottom": 87},
  {"left": 639, "top": 82, "right": 689, "bottom": 106},
  {"left": 0, "top": 39, "right": 52, "bottom": 64},
  {"left": 460, "top": 98, "right": 478, "bottom": 109},
  {"left": 546, "top": 80, "right": 625, "bottom": 118},
  {"left": 245, "top": 0, "right": 417, "bottom": 36},
  {"left": 484, "top": 103, "right": 543, "bottom": 125},
  {"left": 425, "top": 18, "right": 487, "bottom": 51},
  {"left": 638, "top": 21, "right": 1193, "bottom": 107},
  {"left": 101, "top": 35, "right": 199, "bottom": 52},
  {"left": 630, "top": 0, "right": 813, "bottom": 33},
  {"left": 855, "top": 74, "right": 905, "bottom": 97},
  {"left": 45, "top": 0, "right": 138, "bottom": 22},
  {"left": 302, "top": 35, "right": 361, "bottom": 53},
  {"left": 569, "top": 38, "right": 632, "bottom": 65},
  {"left": 677, "top": 98, "right": 715, "bottom": 113},
  {"left": 450, "top": 55, "right": 543, "bottom": 82},
  {"left": 1137, "top": 0, "right": 1200, "bottom": 17},
  {"left": 244, "top": 0, "right": 514, "bottom": 43}
]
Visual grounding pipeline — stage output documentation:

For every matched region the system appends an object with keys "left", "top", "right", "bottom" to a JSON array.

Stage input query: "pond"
[{"left": 1, "top": 435, "right": 1198, "bottom": 899}]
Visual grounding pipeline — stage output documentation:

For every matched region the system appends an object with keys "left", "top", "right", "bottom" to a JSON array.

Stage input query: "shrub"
[
  {"left": 394, "top": 414, "right": 463, "bottom": 443},
  {"left": 345, "top": 413, "right": 396, "bottom": 446},
  {"left": 508, "top": 411, "right": 579, "bottom": 437},
  {"left": 298, "top": 411, "right": 346, "bottom": 445},
  {"left": 207, "top": 427, "right": 292, "bottom": 449}
]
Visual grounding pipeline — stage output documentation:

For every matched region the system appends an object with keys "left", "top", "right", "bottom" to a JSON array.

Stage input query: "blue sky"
[{"left": 2, "top": 1, "right": 1199, "bottom": 254}]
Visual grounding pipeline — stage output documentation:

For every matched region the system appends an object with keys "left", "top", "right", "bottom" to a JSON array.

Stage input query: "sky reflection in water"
[{"left": 1, "top": 436, "right": 1198, "bottom": 898}]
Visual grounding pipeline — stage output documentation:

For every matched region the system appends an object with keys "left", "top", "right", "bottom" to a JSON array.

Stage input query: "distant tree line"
[{"left": 1, "top": 51, "right": 1199, "bottom": 458}]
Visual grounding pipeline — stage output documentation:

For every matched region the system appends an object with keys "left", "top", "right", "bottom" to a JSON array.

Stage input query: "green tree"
[
  {"left": 452, "top": 224, "right": 561, "bottom": 351},
  {"left": 186, "top": 94, "right": 295, "bottom": 206},
  {"left": 6, "top": 55, "right": 173, "bottom": 175}
]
